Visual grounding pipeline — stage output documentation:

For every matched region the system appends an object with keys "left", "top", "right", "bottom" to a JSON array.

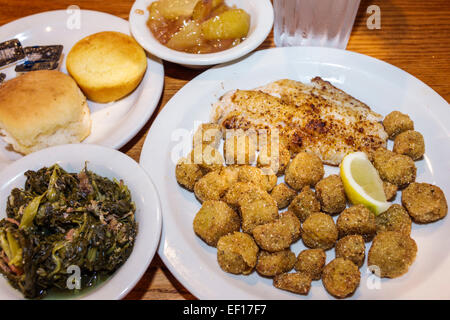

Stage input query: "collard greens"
[{"left": 0, "top": 164, "right": 137, "bottom": 298}]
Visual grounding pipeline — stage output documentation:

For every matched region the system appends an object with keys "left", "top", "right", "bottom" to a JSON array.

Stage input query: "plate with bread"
[{"left": 0, "top": 10, "right": 164, "bottom": 169}]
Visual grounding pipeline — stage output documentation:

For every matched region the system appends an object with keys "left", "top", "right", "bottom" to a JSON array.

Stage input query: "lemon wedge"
[{"left": 340, "top": 152, "right": 390, "bottom": 215}]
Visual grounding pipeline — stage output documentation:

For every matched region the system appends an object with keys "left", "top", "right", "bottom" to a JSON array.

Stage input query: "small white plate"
[
  {"left": 0, "top": 144, "right": 162, "bottom": 299},
  {"left": 0, "top": 10, "right": 164, "bottom": 169},
  {"left": 129, "top": 0, "right": 273, "bottom": 67},
  {"left": 140, "top": 47, "right": 450, "bottom": 300}
]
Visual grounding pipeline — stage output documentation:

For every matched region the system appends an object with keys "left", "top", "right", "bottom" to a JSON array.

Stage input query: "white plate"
[
  {"left": 0, "top": 10, "right": 164, "bottom": 169},
  {"left": 129, "top": 0, "right": 273, "bottom": 67},
  {"left": 0, "top": 144, "right": 162, "bottom": 299},
  {"left": 140, "top": 47, "right": 450, "bottom": 300}
]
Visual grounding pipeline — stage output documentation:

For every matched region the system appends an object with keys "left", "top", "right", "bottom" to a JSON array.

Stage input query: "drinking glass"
[{"left": 273, "top": 0, "right": 361, "bottom": 49}]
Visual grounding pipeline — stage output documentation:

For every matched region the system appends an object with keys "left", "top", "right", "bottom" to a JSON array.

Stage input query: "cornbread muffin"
[
  {"left": 0, "top": 70, "right": 91, "bottom": 154},
  {"left": 67, "top": 31, "right": 147, "bottom": 102}
]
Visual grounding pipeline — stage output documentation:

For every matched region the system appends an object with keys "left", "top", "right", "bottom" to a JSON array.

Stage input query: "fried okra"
[
  {"left": 336, "top": 204, "right": 377, "bottom": 242},
  {"left": 315, "top": 175, "right": 347, "bottom": 214},
  {"left": 279, "top": 210, "right": 302, "bottom": 243},
  {"left": 375, "top": 204, "right": 412, "bottom": 235},
  {"left": 192, "top": 123, "right": 223, "bottom": 149},
  {"left": 393, "top": 130, "right": 425, "bottom": 160},
  {"left": 256, "top": 250, "right": 296, "bottom": 277},
  {"left": 194, "top": 168, "right": 237, "bottom": 202},
  {"left": 252, "top": 211, "right": 301, "bottom": 251},
  {"left": 301, "top": 212, "right": 338, "bottom": 250},
  {"left": 193, "top": 200, "right": 240, "bottom": 246},
  {"left": 257, "top": 144, "right": 291, "bottom": 176},
  {"left": 285, "top": 152, "right": 324, "bottom": 191},
  {"left": 223, "top": 181, "right": 267, "bottom": 208},
  {"left": 238, "top": 165, "right": 277, "bottom": 192},
  {"left": 240, "top": 197, "right": 278, "bottom": 234},
  {"left": 273, "top": 272, "right": 312, "bottom": 295},
  {"left": 217, "top": 232, "right": 259, "bottom": 275},
  {"left": 270, "top": 183, "right": 297, "bottom": 209},
  {"left": 288, "top": 186, "right": 321, "bottom": 222},
  {"left": 175, "top": 157, "right": 204, "bottom": 191},
  {"left": 335, "top": 235, "right": 365, "bottom": 268},
  {"left": 221, "top": 166, "right": 241, "bottom": 185},
  {"left": 383, "top": 111, "right": 414, "bottom": 139},
  {"left": 322, "top": 258, "right": 360, "bottom": 298},
  {"left": 372, "top": 147, "right": 416, "bottom": 188},
  {"left": 368, "top": 231, "right": 417, "bottom": 278},
  {"left": 223, "top": 134, "right": 257, "bottom": 165},
  {"left": 402, "top": 182, "right": 448, "bottom": 223},
  {"left": 189, "top": 146, "right": 224, "bottom": 173},
  {"left": 294, "top": 249, "right": 326, "bottom": 280},
  {"left": 383, "top": 181, "right": 398, "bottom": 201}
]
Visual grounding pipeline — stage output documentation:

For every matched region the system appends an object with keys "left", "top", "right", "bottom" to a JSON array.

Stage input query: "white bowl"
[
  {"left": 0, "top": 144, "right": 162, "bottom": 300},
  {"left": 129, "top": 0, "right": 274, "bottom": 67}
]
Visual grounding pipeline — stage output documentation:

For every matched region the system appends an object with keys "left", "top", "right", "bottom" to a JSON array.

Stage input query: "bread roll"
[
  {"left": 0, "top": 70, "right": 91, "bottom": 154},
  {"left": 66, "top": 31, "right": 147, "bottom": 103}
]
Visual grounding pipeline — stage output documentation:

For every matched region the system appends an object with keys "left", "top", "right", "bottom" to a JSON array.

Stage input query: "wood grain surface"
[{"left": 0, "top": 0, "right": 449, "bottom": 300}]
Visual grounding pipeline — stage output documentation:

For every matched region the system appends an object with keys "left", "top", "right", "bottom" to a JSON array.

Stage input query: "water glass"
[{"left": 273, "top": 0, "right": 361, "bottom": 49}]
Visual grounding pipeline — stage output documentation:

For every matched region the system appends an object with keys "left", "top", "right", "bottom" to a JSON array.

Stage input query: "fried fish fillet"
[{"left": 211, "top": 77, "right": 388, "bottom": 165}]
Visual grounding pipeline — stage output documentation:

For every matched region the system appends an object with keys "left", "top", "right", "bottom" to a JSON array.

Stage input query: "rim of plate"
[
  {"left": 0, "top": 9, "right": 164, "bottom": 151},
  {"left": 129, "top": 0, "right": 274, "bottom": 66},
  {"left": 0, "top": 144, "right": 162, "bottom": 300},
  {"left": 140, "top": 46, "right": 450, "bottom": 300}
]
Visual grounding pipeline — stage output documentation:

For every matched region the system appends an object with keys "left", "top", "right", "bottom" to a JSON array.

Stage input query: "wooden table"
[{"left": 0, "top": 0, "right": 449, "bottom": 300}]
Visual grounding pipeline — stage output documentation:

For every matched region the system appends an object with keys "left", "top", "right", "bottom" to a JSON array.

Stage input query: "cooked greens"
[{"left": 0, "top": 164, "right": 137, "bottom": 299}]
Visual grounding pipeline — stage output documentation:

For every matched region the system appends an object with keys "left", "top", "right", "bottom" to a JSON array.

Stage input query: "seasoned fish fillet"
[{"left": 211, "top": 77, "right": 388, "bottom": 165}]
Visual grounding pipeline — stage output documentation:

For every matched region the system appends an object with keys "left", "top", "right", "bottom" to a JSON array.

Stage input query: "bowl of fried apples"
[{"left": 129, "top": 0, "right": 273, "bottom": 67}]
